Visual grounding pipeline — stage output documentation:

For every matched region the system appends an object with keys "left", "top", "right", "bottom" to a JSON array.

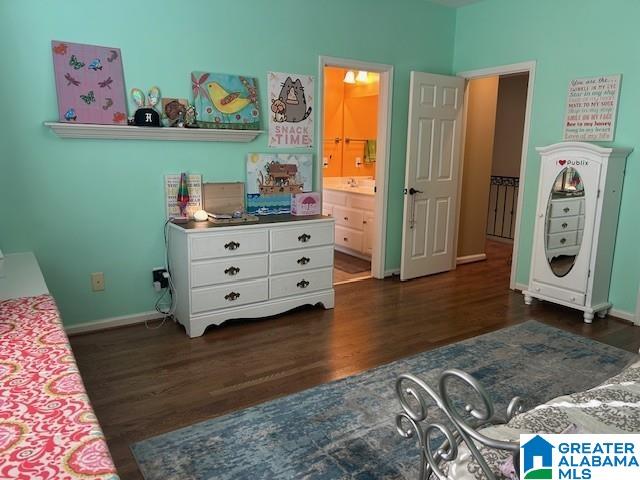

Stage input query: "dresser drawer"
[
  {"left": 191, "top": 254, "right": 268, "bottom": 287},
  {"left": 270, "top": 222, "right": 334, "bottom": 252},
  {"left": 549, "top": 198, "right": 583, "bottom": 218},
  {"left": 190, "top": 230, "right": 268, "bottom": 260},
  {"left": 269, "top": 268, "right": 333, "bottom": 300},
  {"left": 333, "top": 206, "right": 364, "bottom": 230},
  {"left": 335, "top": 225, "right": 363, "bottom": 251},
  {"left": 547, "top": 215, "right": 580, "bottom": 234},
  {"left": 529, "top": 281, "right": 585, "bottom": 306},
  {"left": 546, "top": 230, "right": 578, "bottom": 250},
  {"left": 270, "top": 246, "right": 334, "bottom": 275},
  {"left": 191, "top": 278, "right": 268, "bottom": 314}
]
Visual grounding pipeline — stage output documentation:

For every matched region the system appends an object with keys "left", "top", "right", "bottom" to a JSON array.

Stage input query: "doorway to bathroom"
[{"left": 318, "top": 57, "right": 393, "bottom": 284}]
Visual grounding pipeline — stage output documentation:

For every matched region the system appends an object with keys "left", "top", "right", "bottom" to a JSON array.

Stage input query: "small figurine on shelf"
[
  {"left": 184, "top": 104, "right": 199, "bottom": 128},
  {"left": 131, "top": 86, "right": 161, "bottom": 127}
]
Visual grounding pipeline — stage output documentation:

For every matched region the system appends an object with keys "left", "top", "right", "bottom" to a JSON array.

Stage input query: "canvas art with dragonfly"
[
  {"left": 51, "top": 41, "right": 127, "bottom": 125},
  {"left": 191, "top": 72, "right": 261, "bottom": 130}
]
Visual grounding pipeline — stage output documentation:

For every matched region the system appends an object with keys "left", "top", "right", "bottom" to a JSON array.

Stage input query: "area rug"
[{"left": 131, "top": 321, "right": 636, "bottom": 480}]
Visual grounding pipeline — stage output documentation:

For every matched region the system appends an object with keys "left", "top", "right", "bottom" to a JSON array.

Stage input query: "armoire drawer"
[
  {"left": 191, "top": 254, "right": 268, "bottom": 287},
  {"left": 191, "top": 278, "right": 269, "bottom": 314},
  {"left": 549, "top": 198, "right": 584, "bottom": 218},
  {"left": 333, "top": 206, "right": 364, "bottom": 231},
  {"left": 269, "top": 246, "right": 334, "bottom": 275},
  {"left": 269, "top": 268, "right": 333, "bottom": 300},
  {"left": 547, "top": 215, "right": 581, "bottom": 234},
  {"left": 190, "top": 230, "right": 268, "bottom": 260},
  {"left": 546, "top": 230, "right": 578, "bottom": 249},
  {"left": 270, "top": 222, "right": 334, "bottom": 252},
  {"left": 529, "top": 281, "right": 585, "bottom": 306},
  {"left": 335, "top": 225, "right": 363, "bottom": 251}
]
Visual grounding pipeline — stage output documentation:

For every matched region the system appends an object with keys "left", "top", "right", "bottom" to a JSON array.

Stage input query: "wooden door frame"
[
  {"left": 317, "top": 56, "right": 394, "bottom": 280},
  {"left": 456, "top": 61, "right": 537, "bottom": 291}
]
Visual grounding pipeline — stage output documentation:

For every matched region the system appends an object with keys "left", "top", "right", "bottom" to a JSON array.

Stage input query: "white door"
[{"left": 400, "top": 72, "right": 465, "bottom": 281}]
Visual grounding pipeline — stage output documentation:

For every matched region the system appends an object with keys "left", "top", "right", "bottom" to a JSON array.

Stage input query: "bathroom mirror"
[{"left": 544, "top": 167, "right": 585, "bottom": 277}]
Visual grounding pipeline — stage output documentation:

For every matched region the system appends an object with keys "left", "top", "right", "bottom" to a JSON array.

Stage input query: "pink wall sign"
[{"left": 51, "top": 41, "right": 128, "bottom": 125}]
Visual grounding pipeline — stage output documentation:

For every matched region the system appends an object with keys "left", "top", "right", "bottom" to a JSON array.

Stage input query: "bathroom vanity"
[{"left": 322, "top": 178, "right": 375, "bottom": 259}]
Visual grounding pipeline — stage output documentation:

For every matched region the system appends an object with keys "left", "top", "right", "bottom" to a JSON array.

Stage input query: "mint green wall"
[
  {"left": 0, "top": 0, "right": 455, "bottom": 325},
  {"left": 454, "top": 0, "right": 640, "bottom": 314}
]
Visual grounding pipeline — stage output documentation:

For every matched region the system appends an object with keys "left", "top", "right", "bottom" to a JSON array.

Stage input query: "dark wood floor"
[{"left": 69, "top": 241, "right": 640, "bottom": 480}]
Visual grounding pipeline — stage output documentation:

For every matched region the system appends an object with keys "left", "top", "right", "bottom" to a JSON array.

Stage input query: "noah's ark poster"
[
  {"left": 191, "top": 72, "right": 261, "bottom": 130},
  {"left": 246, "top": 153, "right": 313, "bottom": 215}
]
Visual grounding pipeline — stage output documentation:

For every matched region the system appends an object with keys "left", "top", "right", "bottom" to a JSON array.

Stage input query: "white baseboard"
[
  {"left": 384, "top": 268, "right": 400, "bottom": 277},
  {"left": 514, "top": 282, "right": 528, "bottom": 292},
  {"left": 65, "top": 310, "right": 160, "bottom": 335},
  {"left": 609, "top": 308, "right": 637, "bottom": 324},
  {"left": 456, "top": 253, "right": 487, "bottom": 265}
]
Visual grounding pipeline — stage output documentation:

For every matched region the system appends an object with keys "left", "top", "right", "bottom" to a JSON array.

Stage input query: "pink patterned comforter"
[{"left": 0, "top": 295, "right": 119, "bottom": 479}]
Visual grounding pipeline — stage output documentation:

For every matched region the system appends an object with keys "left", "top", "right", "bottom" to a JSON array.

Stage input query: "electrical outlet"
[
  {"left": 152, "top": 268, "right": 169, "bottom": 289},
  {"left": 91, "top": 272, "right": 105, "bottom": 292}
]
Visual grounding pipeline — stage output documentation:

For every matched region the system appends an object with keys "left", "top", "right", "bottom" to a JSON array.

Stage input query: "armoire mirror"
[{"left": 544, "top": 166, "right": 585, "bottom": 277}]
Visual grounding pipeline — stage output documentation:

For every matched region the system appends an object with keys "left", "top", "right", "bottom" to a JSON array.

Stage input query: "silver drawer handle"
[
  {"left": 563, "top": 207, "right": 570, "bottom": 213},
  {"left": 297, "top": 257, "right": 310, "bottom": 265},
  {"left": 224, "top": 291, "right": 240, "bottom": 301},
  {"left": 297, "top": 279, "right": 310, "bottom": 289},
  {"left": 298, "top": 233, "right": 311, "bottom": 243},
  {"left": 224, "top": 266, "right": 240, "bottom": 276},
  {"left": 224, "top": 241, "right": 240, "bottom": 250},
  {"left": 560, "top": 237, "right": 567, "bottom": 244},
  {"left": 562, "top": 222, "right": 568, "bottom": 229}
]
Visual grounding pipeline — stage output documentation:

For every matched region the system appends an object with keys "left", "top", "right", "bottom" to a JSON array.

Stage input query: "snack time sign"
[
  {"left": 563, "top": 74, "right": 621, "bottom": 141},
  {"left": 520, "top": 434, "right": 640, "bottom": 479}
]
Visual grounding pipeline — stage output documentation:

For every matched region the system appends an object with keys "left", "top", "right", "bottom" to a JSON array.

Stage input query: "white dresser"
[
  {"left": 322, "top": 189, "right": 375, "bottom": 258},
  {"left": 168, "top": 216, "right": 335, "bottom": 337},
  {"left": 524, "top": 142, "right": 632, "bottom": 323}
]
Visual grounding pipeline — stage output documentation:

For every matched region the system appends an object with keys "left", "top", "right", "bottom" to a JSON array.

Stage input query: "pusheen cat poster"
[
  {"left": 51, "top": 41, "right": 127, "bottom": 125},
  {"left": 268, "top": 72, "right": 314, "bottom": 148}
]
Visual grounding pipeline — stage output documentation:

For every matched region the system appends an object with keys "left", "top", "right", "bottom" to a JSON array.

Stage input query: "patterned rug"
[{"left": 131, "top": 321, "right": 636, "bottom": 479}]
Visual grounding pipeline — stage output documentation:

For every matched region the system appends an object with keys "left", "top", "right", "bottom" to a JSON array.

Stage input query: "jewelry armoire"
[{"left": 523, "top": 142, "right": 632, "bottom": 323}]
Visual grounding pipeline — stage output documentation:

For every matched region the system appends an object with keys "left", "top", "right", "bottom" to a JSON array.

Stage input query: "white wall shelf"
[{"left": 44, "top": 122, "right": 263, "bottom": 142}]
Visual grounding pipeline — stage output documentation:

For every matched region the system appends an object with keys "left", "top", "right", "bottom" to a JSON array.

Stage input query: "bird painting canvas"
[{"left": 191, "top": 72, "right": 261, "bottom": 130}]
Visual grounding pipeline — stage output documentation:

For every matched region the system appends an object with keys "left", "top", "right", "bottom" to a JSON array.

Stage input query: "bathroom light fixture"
[
  {"left": 356, "top": 70, "right": 368, "bottom": 82},
  {"left": 343, "top": 70, "right": 356, "bottom": 84}
]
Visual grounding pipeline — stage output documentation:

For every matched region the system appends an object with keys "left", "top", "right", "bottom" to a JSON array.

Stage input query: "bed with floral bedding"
[
  {"left": 396, "top": 358, "right": 640, "bottom": 480},
  {"left": 0, "top": 294, "right": 119, "bottom": 480}
]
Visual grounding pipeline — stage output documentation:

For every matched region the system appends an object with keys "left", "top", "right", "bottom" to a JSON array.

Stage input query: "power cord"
[{"left": 146, "top": 219, "right": 177, "bottom": 330}]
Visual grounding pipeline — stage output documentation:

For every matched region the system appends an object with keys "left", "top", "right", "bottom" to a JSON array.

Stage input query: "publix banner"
[
  {"left": 520, "top": 434, "right": 640, "bottom": 479},
  {"left": 268, "top": 72, "right": 314, "bottom": 148}
]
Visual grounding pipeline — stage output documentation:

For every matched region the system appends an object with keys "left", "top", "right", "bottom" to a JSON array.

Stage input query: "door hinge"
[
  {"left": 588, "top": 269, "right": 591, "bottom": 278},
  {"left": 597, "top": 189, "right": 601, "bottom": 198},
  {"left": 374, "top": 186, "right": 377, "bottom": 193}
]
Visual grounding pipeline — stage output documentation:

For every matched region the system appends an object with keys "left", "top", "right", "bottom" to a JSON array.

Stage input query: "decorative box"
[{"left": 291, "top": 192, "right": 321, "bottom": 216}]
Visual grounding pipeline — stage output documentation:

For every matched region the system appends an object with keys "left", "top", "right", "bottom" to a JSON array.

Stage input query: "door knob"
[{"left": 408, "top": 187, "right": 423, "bottom": 195}]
